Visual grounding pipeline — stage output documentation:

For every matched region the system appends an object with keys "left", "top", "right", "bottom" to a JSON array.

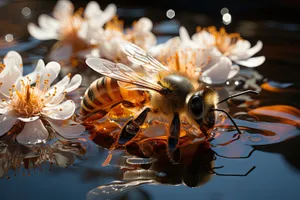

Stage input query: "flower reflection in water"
[{"left": 0, "top": 138, "right": 86, "bottom": 179}]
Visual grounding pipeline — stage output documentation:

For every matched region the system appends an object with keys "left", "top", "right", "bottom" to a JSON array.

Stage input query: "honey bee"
[{"left": 84, "top": 42, "right": 258, "bottom": 163}]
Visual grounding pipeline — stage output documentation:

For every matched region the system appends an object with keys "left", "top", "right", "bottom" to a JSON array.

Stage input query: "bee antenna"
[
  {"left": 217, "top": 90, "right": 259, "bottom": 105},
  {"left": 211, "top": 108, "right": 242, "bottom": 135}
]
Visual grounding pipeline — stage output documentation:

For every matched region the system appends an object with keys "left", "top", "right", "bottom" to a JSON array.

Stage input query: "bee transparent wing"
[
  {"left": 86, "top": 58, "right": 164, "bottom": 92},
  {"left": 86, "top": 180, "right": 155, "bottom": 200},
  {"left": 121, "top": 42, "right": 170, "bottom": 74}
]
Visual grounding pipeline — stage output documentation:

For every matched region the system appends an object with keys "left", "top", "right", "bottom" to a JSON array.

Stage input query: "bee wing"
[
  {"left": 86, "top": 58, "right": 164, "bottom": 93},
  {"left": 86, "top": 180, "right": 155, "bottom": 200},
  {"left": 121, "top": 42, "right": 170, "bottom": 74}
]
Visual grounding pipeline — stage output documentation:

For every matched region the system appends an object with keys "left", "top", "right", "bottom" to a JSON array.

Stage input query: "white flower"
[
  {"left": 27, "top": 0, "right": 116, "bottom": 65},
  {"left": 90, "top": 16, "right": 156, "bottom": 63},
  {"left": 191, "top": 26, "right": 265, "bottom": 68},
  {"left": 149, "top": 26, "right": 239, "bottom": 85},
  {"left": 0, "top": 51, "right": 85, "bottom": 145}
]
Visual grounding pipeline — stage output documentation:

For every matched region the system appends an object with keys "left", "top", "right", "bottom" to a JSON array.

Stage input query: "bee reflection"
[
  {"left": 87, "top": 141, "right": 255, "bottom": 200},
  {"left": 0, "top": 138, "right": 86, "bottom": 179}
]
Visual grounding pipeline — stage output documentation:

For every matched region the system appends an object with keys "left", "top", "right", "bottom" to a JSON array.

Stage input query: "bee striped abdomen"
[{"left": 81, "top": 77, "right": 123, "bottom": 115}]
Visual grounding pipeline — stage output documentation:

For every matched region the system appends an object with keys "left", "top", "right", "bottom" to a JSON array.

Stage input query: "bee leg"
[
  {"left": 212, "top": 148, "right": 255, "bottom": 159},
  {"left": 118, "top": 107, "right": 151, "bottom": 145},
  {"left": 168, "top": 112, "right": 181, "bottom": 164},
  {"left": 209, "top": 166, "right": 256, "bottom": 176}
]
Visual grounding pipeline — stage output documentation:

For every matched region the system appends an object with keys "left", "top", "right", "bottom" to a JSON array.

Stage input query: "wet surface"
[{"left": 1, "top": 1, "right": 300, "bottom": 200}]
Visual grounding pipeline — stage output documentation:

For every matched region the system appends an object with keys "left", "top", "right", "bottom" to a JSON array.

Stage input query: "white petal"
[
  {"left": 16, "top": 119, "right": 49, "bottom": 144},
  {"left": 101, "top": 4, "right": 117, "bottom": 23},
  {"left": 231, "top": 41, "right": 263, "bottom": 60},
  {"left": 201, "top": 57, "right": 232, "bottom": 85},
  {"left": 27, "top": 23, "right": 58, "bottom": 40},
  {"left": 0, "top": 115, "right": 17, "bottom": 136},
  {"left": 0, "top": 65, "right": 22, "bottom": 97},
  {"left": 234, "top": 56, "right": 266, "bottom": 68},
  {"left": 244, "top": 41, "right": 263, "bottom": 58},
  {"left": 53, "top": 0, "right": 74, "bottom": 21},
  {"left": 39, "top": 61, "right": 61, "bottom": 89},
  {"left": 179, "top": 26, "right": 191, "bottom": 42},
  {"left": 38, "top": 14, "right": 60, "bottom": 31},
  {"left": 134, "top": 18, "right": 153, "bottom": 32},
  {"left": 18, "top": 116, "right": 39, "bottom": 122},
  {"left": 48, "top": 74, "right": 70, "bottom": 94},
  {"left": 84, "top": 1, "right": 102, "bottom": 19},
  {"left": 227, "top": 64, "right": 240, "bottom": 79},
  {"left": 22, "top": 59, "right": 45, "bottom": 85},
  {"left": 0, "top": 102, "right": 9, "bottom": 114},
  {"left": 46, "top": 92, "right": 66, "bottom": 106},
  {"left": 43, "top": 100, "right": 75, "bottom": 120},
  {"left": 65, "top": 74, "right": 82, "bottom": 93},
  {"left": 4, "top": 51, "right": 23, "bottom": 70},
  {"left": 47, "top": 119, "right": 85, "bottom": 139},
  {"left": 231, "top": 40, "right": 251, "bottom": 54},
  {"left": 90, "top": 4, "right": 116, "bottom": 27}
]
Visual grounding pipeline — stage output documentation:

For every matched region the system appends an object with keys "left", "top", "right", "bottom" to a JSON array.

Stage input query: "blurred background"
[
  {"left": 0, "top": 1, "right": 300, "bottom": 200},
  {"left": 1, "top": 0, "right": 300, "bottom": 84}
]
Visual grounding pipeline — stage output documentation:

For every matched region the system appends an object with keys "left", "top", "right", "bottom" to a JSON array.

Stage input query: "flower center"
[
  {"left": 105, "top": 16, "right": 124, "bottom": 32},
  {"left": 60, "top": 8, "right": 84, "bottom": 41},
  {"left": 198, "top": 26, "right": 241, "bottom": 54},
  {"left": 159, "top": 49, "right": 208, "bottom": 81},
  {"left": 7, "top": 75, "right": 55, "bottom": 118}
]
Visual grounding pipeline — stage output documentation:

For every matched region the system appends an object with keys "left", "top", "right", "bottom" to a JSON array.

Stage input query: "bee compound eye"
[{"left": 189, "top": 95, "right": 203, "bottom": 118}]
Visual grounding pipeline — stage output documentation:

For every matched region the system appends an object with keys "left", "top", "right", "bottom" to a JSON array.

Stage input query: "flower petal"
[
  {"left": 16, "top": 119, "right": 48, "bottom": 144},
  {"left": 38, "top": 14, "right": 60, "bottom": 31},
  {"left": 0, "top": 102, "right": 9, "bottom": 114},
  {"left": 65, "top": 74, "right": 82, "bottom": 93},
  {"left": 179, "top": 26, "right": 191, "bottom": 43},
  {"left": 0, "top": 115, "right": 17, "bottom": 136},
  {"left": 47, "top": 118, "right": 85, "bottom": 139},
  {"left": 234, "top": 56, "right": 266, "bottom": 68},
  {"left": 0, "top": 65, "right": 22, "bottom": 97},
  {"left": 18, "top": 116, "right": 39, "bottom": 122},
  {"left": 27, "top": 23, "right": 58, "bottom": 40},
  {"left": 90, "top": 4, "right": 116, "bottom": 27},
  {"left": 43, "top": 100, "right": 75, "bottom": 120},
  {"left": 53, "top": 0, "right": 74, "bottom": 21},
  {"left": 21, "top": 59, "right": 46, "bottom": 85},
  {"left": 4, "top": 51, "right": 23, "bottom": 70},
  {"left": 231, "top": 40, "right": 251, "bottom": 54},
  {"left": 201, "top": 57, "right": 233, "bottom": 85},
  {"left": 227, "top": 64, "right": 240, "bottom": 80},
  {"left": 39, "top": 61, "right": 61, "bottom": 89},
  {"left": 134, "top": 18, "right": 153, "bottom": 32},
  {"left": 84, "top": 1, "right": 102, "bottom": 19},
  {"left": 244, "top": 41, "right": 263, "bottom": 58}
]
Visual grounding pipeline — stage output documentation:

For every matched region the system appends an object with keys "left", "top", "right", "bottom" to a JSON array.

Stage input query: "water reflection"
[
  {"left": 87, "top": 141, "right": 255, "bottom": 200},
  {"left": 0, "top": 138, "right": 86, "bottom": 179}
]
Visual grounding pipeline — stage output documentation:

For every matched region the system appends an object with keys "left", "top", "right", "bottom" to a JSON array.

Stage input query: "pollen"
[
  {"left": 0, "top": 63, "right": 5, "bottom": 73},
  {"left": 105, "top": 16, "right": 124, "bottom": 32},
  {"left": 8, "top": 77, "right": 53, "bottom": 118},
  {"left": 204, "top": 26, "right": 241, "bottom": 54}
]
